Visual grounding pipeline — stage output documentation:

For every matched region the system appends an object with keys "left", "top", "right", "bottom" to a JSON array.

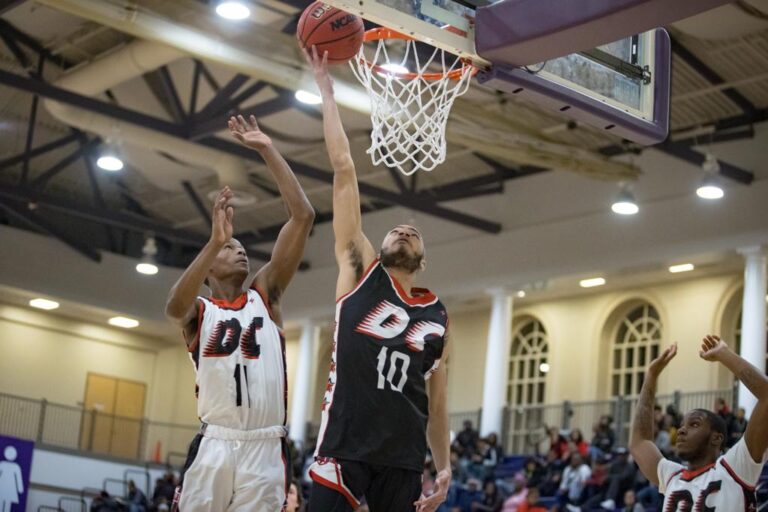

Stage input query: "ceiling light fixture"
[
  {"left": 136, "top": 236, "right": 159, "bottom": 275},
  {"left": 539, "top": 362, "right": 551, "bottom": 373},
  {"left": 697, "top": 153, "right": 724, "bottom": 200},
  {"left": 669, "top": 263, "right": 695, "bottom": 273},
  {"left": 216, "top": 1, "right": 251, "bottom": 20},
  {"left": 516, "top": 290, "right": 526, "bottom": 298},
  {"left": 108, "top": 316, "right": 139, "bottom": 329},
  {"left": 96, "top": 152, "right": 123, "bottom": 172},
  {"left": 611, "top": 187, "right": 639, "bottom": 215},
  {"left": 29, "top": 298, "right": 60, "bottom": 310},
  {"left": 580, "top": 277, "right": 606, "bottom": 288},
  {"left": 294, "top": 90, "right": 322, "bottom": 105}
]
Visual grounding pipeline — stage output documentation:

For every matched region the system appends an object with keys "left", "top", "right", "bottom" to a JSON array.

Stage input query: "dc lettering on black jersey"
[{"left": 315, "top": 261, "right": 448, "bottom": 472}]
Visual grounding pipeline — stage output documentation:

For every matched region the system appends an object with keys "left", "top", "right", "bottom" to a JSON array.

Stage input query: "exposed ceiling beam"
[
  {"left": 0, "top": 197, "right": 101, "bottom": 262},
  {"left": 0, "top": 0, "right": 27, "bottom": 15},
  {"left": 0, "top": 132, "right": 80, "bottom": 171},
  {"left": 671, "top": 36, "right": 756, "bottom": 115},
  {"left": 29, "top": 138, "right": 100, "bottom": 191},
  {"left": 196, "top": 73, "right": 249, "bottom": 119},
  {"left": 0, "top": 30, "right": 31, "bottom": 69},
  {"left": 182, "top": 180, "right": 212, "bottom": 227},
  {"left": 189, "top": 94, "right": 294, "bottom": 140},
  {"left": 0, "top": 69, "right": 500, "bottom": 233},
  {"left": 655, "top": 141, "right": 754, "bottom": 185}
]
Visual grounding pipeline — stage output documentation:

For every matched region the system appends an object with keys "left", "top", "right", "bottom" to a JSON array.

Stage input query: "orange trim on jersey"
[
  {"left": 251, "top": 284, "right": 277, "bottom": 323},
  {"left": 187, "top": 300, "right": 205, "bottom": 353},
  {"left": 335, "top": 259, "right": 380, "bottom": 304},
  {"left": 666, "top": 468, "right": 684, "bottom": 490},
  {"left": 207, "top": 292, "right": 248, "bottom": 310},
  {"left": 720, "top": 459, "right": 757, "bottom": 491},
  {"left": 680, "top": 463, "right": 715, "bottom": 481},
  {"left": 388, "top": 271, "right": 437, "bottom": 305},
  {"left": 309, "top": 468, "right": 360, "bottom": 508}
]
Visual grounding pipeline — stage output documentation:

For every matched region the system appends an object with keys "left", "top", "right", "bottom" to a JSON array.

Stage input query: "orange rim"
[{"left": 358, "top": 28, "right": 477, "bottom": 81}]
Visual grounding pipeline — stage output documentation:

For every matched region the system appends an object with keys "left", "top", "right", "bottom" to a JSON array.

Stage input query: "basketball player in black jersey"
[{"left": 304, "top": 47, "right": 452, "bottom": 512}]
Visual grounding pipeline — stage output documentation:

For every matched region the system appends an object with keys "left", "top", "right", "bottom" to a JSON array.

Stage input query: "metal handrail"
[{"left": 57, "top": 496, "right": 85, "bottom": 512}]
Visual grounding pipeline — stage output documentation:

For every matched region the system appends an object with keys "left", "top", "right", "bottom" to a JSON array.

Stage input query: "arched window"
[
  {"left": 733, "top": 311, "right": 768, "bottom": 374},
  {"left": 508, "top": 318, "right": 548, "bottom": 406},
  {"left": 610, "top": 303, "right": 662, "bottom": 396}
]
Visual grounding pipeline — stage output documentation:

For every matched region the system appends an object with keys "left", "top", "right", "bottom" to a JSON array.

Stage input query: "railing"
[
  {"left": 500, "top": 388, "right": 735, "bottom": 454},
  {"left": 0, "top": 391, "right": 198, "bottom": 464}
]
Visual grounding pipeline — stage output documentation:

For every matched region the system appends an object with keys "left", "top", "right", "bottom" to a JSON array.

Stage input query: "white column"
[
  {"left": 738, "top": 246, "right": 767, "bottom": 417},
  {"left": 289, "top": 319, "right": 320, "bottom": 446},
  {"left": 480, "top": 289, "right": 514, "bottom": 437}
]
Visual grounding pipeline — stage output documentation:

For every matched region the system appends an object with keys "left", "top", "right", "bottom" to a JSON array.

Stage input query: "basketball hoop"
[{"left": 350, "top": 28, "right": 477, "bottom": 176}]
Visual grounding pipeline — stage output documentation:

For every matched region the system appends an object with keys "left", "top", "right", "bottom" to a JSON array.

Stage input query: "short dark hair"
[{"left": 692, "top": 408, "right": 727, "bottom": 444}]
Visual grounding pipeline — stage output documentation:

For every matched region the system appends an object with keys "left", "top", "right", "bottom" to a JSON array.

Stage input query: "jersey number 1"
[{"left": 376, "top": 347, "right": 410, "bottom": 393}]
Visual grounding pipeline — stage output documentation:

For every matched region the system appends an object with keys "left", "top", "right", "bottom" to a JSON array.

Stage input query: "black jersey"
[{"left": 315, "top": 260, "right": 448, "bottom": 472}]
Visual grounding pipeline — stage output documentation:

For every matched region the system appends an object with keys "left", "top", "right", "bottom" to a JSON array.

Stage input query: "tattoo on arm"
[{"left": 633, "top": 380, "right": 657, "bottom": 442}]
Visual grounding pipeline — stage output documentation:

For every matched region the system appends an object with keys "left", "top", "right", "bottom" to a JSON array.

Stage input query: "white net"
[{"left": 349, "top": 31, "right": 475, "bottom": 176}]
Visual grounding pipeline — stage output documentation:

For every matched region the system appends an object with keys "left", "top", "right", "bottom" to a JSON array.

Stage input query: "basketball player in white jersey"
[
  {"left": 630, "top": 335, "right": 768, "bottom": 511},
  {"left": 303, "top": 47, "right": 451, "bottom": 512},
  {"left": 165, "top": 115, "right": 315, "bottom": 511}
]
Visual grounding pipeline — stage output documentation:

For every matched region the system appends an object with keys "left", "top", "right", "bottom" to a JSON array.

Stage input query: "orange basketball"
[{"left": 297, "top": 2, "right": 364, "bottom": 64}]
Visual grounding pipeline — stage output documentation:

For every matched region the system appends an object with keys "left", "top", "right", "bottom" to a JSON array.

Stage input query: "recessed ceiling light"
[
  {"left": 539, "top": 362, "right": 550, "bottom": 373},
  {"left": 669, "top": 263, "right": 695, "bottom": 273},
  {"left": 136, "top": 262, "right": 159, "bottom": 275},
  {"left": 295, "top": 90, "right": 322, "bottom": 105},
  {"left": 216, "top": 1, "right": 251, "bottom": 20},
  {"left": 29, "top": 298, "right": 59, "bottom": 310},
  {"left": 96, "top": 154, "right": 123, "bottom": 171},
  {"left": 580, "top": 277, "right": 606, "bottom": 288},
  {"left": 108, "top": 316, "right": 139, "bottom": 329}
]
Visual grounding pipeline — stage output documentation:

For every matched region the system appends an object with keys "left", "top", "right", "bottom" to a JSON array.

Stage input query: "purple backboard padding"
[
  {"left": 476, "top": 29, "right": 670, "bottom": 146},
  {"left": 475, "top": 0, "right": 730, "bottom": 67}
]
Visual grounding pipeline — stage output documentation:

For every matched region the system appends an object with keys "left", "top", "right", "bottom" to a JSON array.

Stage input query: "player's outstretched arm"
[
  {"left": 630, "top": 343, "right": 678, "bottom": 485},
  {"left": 700, "top": 334, "right": 768, "bottom": 462},
  {"left": 228, "top": 115, "right": 315, "bottom": 317},
  {"left": 165, "top": 188, "right": 234, "bottom": 339},
  {"left": 417, "top": 337, "right": 451, "bottom": 512},
  {"left": 303, "top": 46, "right": 375, "bottom": 297}
]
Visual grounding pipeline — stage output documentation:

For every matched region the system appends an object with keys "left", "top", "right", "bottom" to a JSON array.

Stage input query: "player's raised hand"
[
  {"left": 699, "top": 334, "right": 730, "bottom": 362},
  {"left": 302, "top": 45, "right": 333, "bottom": 95},
  {"left": 647, "top": 343, "right": 677, "bottom": 379},
  {"left": 414, "top": 469, "right": 451, "bottom": 512},
  {"left": 210, "top": 187, "right": 234, "bottom": 246},
  {"left": 228, "top": 115, "right": 272, "bottom": 152}
]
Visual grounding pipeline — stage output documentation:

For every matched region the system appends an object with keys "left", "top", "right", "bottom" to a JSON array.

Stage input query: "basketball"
[{"left": 297, "top": 2, "right": 364, "bottom": 64}]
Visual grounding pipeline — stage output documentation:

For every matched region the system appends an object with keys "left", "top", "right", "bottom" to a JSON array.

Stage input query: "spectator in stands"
[
  {"left": 467, "top": 439, "right": 489, "bottom": 481},
  {"left": 91, "top": 491, "right": 120, "bottom": 512},
  {"left": 286, "top": 480, "right": 303, "bottom": 512},
  {"left": 714, "top": 397, "right": 734, "bottom": 433},
  {"left": 548, "top": 427, "right": 569, "bottom": 460},
  {"left": 567, "top": 429, "right": 589, "bottom": 459},
  {"left": 521, "top": 458, "right": 544, "bottom": 489},
  {"left": 589, "top": 416, "right": 615, "bottom": 460},
  {"left": 728, "top": 407, "right": 748, "bottom": 448},
  {"left": 450, "top": 448, "right": 468, "bottom": 483},
  {"left": 286, "top": 437, "right": 303, "bottom": 480},
  {"left": 471, "top": 480, "right": 503, "bottom": 512},
  {"left": 482, "top": 433, "right": 503, "bottom": 480},
  {"left": 580, "top": 447, "right": 637, "bottom": 510},
  {"left": 501, "top": 474, "right": 528, "bottom": 512},
  {"left": 455, "top": 420, "right": 480, "bottom": 459},
  {"left": 452, "top": 478, "right": 484, "bottom": 512},
  {"left": 517, "top": 487, "right": 547, "bottom": 512},
  {"left": 654, "top": 419, "right": 673, "bottom": 456},
  {"left": 150, "top": 472, "right": 176, "bottom": 511},
  {"left": 574, "top": 453, "right": 608, "bottom": 509},
  {"left": 556, "top": 453, "right": 591, "bottom": 509},
  {"left": 538, "top": 449, "right": 564, "bottom": 496},
  {"left": 126, "top": 480, "right": 147, "bottom": 512},
  {"left": 620, "top": 489, "right": 643, "bottom": 512}
]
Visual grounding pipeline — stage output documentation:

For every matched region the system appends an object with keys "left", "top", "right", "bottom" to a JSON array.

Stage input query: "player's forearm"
[
  {"left": 258, "top": 144, "right": 315, "bottom": 221},
  {"left": 427, "top": 397, "right": 451, "bottom": 474},
  {"left": 165, "top": 241, "right": 221, "bottom": 322},
  {"left": 717, "top": 348, "right": 768, "bottom": 400},
  {"left": 319, "top": 89, "right": 355, "bottom": 175},
  {"left": 630, "top": 374, "right": 658, "bottom": 447}
]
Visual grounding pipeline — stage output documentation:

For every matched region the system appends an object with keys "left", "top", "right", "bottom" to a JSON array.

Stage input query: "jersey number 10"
[{"left": 376, "top": 347, "right": 410, "bottom": 393}]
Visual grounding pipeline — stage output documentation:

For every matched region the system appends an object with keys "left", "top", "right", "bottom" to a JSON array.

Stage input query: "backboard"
[{"left": 322, "top": 0, "right": 671, "bottom": 145}]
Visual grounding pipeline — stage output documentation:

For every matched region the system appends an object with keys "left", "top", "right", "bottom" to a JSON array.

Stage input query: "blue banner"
[{"left": 0, "top": 435, "right": 34, "bottom": 512}]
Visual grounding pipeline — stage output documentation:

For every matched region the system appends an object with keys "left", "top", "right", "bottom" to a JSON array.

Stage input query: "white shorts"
[{"left": 178, "top": 424, "right": 289, "bottom": 512}]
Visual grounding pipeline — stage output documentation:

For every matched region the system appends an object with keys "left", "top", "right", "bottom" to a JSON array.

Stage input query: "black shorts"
[{"left": 308, "top": 458, "right": 422, "bottom": 512}]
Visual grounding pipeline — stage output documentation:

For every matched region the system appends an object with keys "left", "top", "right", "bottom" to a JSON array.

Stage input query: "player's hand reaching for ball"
[
  {"left": 699, "top": 334, "right": 730, "bottom": 362},
  {"left": 210, "top": 187, "right": 234, "bottom": 247},
  {"left": 228, "top": 114, "right": 272, "bottom": 152},
  {"left": 414, "top": 469, "right": 451, "bottom": 512},
  {"left": 646, "top": 343, "right": 677, "bottom": 380},
  {"left": 302, "top": 45, "right": 334, "bottom": 96}
]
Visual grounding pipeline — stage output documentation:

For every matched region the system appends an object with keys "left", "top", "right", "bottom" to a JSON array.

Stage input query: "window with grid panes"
[
  {"left": 507, "top": 319, "right": 548, "bottom": 406},
  {"left": 610, "top": 303, "right": 662, "bottom": 397}
]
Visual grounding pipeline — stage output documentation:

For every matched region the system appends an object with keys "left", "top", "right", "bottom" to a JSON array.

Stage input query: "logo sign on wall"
[{"left": 0, "top": 436, "right": 34, "bottom": 512}]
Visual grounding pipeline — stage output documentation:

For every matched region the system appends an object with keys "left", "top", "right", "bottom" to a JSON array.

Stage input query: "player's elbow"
[
  {"left": 293, "top": 204, "right": 316, "bottom": 224},
  {"left": 164, "top": 299, "right": 187, "bottom": 325}
]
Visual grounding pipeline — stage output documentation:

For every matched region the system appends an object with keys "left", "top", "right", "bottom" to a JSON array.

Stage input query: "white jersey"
[
  {"left": 658, "top": 438, "right": 764, "bottom": 512},
  {"left": 188, "top": 287, "right": 286, "bottom": 430}
]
